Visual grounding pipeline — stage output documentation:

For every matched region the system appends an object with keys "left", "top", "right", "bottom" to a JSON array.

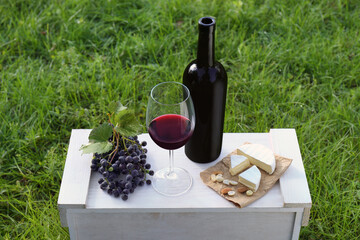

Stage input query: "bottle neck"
[{"left": 197, "top": 17, "right": 215, "bottom": 67}]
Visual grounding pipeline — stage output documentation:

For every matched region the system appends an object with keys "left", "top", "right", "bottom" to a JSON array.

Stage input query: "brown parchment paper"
[{"left": 200, "top": 147, "right": 292, "bottom": 208}]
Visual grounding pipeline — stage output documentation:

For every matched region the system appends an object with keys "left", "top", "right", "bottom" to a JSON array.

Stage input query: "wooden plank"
[
  {"left": 269, "top": 129, "right": 312, "bottom": 226},
  {"left": 58, "top": 129, "right": 92, "bottom": 227},
  {"left": 291, "top": 211, "right": 304, "bottom": 240},
  {"left": 67, "top": 209, "right": 296, "bottom": 240}
]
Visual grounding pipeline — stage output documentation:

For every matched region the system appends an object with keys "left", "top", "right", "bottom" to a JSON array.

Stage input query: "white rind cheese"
[
  {"left": 229, "top": 155, "right": 250, "bottom": 176},
  {"left": 237, "top": 143, "right": 276, "bottom": 174},
  {"left": 238, "top": 165, "right": 261, "bottom": 192}
]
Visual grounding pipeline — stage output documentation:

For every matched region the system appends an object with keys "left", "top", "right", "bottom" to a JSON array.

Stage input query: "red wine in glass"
[
  {"left": 148, "top": 114, "right": 193, "bottom": 150},
  {"left": 146, "top": 82, "right": 195, "bottom": 196}
]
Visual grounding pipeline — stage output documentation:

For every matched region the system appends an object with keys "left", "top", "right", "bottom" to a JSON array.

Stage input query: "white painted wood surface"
[
  {"left": 86, "top": 132, "right": 285, "bottom": 210},
  {"left": 58, "top": 129, "right": 93, "bottom": 227},
  {"left": 58, "top": 129, "right": 312, "bottom": 239},
  {"left": 270, "top": 129, "right": 312, "bottom": 226}
]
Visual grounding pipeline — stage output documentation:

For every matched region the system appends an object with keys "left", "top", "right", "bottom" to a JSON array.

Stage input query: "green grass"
[{"left": 0, "top": 0, "right": 359, "bottom": 239}]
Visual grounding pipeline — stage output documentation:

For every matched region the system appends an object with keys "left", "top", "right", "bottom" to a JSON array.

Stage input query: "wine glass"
[{"left": 146, "top": 82, "right": 195, "bottom": 196}]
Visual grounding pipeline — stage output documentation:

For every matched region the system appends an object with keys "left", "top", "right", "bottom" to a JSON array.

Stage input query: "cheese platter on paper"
[{"left": 200, "top": 143, "right": 293, "bottom": 208}]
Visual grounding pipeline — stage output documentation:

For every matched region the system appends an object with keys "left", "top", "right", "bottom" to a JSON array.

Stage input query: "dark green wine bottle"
[{"left": 183, "top": 16, "right": 228, "bottom": 163}]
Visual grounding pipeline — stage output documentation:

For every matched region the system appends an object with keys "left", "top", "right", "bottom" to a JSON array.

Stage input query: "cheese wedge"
[
  {"left": 237, "top": 143, "right": 276, "bottom": 174},
  {"left": 229, "top": 155, "right": 251, "bottom": 176},
  {"left": 238, "top": 165, "right": 261, "bottom": 192}
]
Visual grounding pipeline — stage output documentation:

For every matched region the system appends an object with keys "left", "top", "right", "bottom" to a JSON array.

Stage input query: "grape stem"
[
  {"left": 109, "top": 132, "right": 119, "bottom": 163},
  {"left": 122, "top": 136, "right": 144, "bottom": 151},
  {"left": 104, "top": 114, "right": 145, "bottom": 165},
  {"left": 122, "top": 137, "right": 127, "bottom": 151}
]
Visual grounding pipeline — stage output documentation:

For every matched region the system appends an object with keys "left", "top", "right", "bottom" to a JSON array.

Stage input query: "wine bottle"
[{"left": 183, "top": 16, "right": 228, "bottom": 163}]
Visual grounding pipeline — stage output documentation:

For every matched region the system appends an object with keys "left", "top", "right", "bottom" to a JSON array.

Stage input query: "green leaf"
[
  {"left": 113, "top": 109, "right": 142, "bottom": 136},
  {"left": 88, "top": 123, "right": 113, "bottom": 143},
  {"left": 79, "top": 141, "right": 113, "bottom": 154},
  {"left": 108, "top": 101, "right": 127, "bottom": 114}
]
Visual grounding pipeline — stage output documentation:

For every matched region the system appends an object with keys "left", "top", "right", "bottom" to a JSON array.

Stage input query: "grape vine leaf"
[
  {"left": 79, "top": 141, "right": 113, "bottom": 154},
  {"left": 88, "top": 123, "right": 113, "bottom": 143},
  {"left": 108, "top": 101, "right": 127, "bottom": 114},
  {"left": 79, "top": 101, "right": 142, "bottom": 155},
  {"left": 114, "top": 109, "right": 142, "bottom": 136}
]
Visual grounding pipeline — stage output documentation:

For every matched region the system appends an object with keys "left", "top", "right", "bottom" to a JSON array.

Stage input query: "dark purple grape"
[
  {"left": 101, "top": 159, "right": 109, "bottom": 167},
  {"left": 109, "top": 182, "right": 116, "bottom": 189},
  {"left": 125, "top": 182, "right": 132, "bottom": 189},
  {"left": 122, "top": 188, "right": 129, "bottom": 195},
  {"left": 149, "top": 170, "right": 154, "bottom": 176},
  {"left": 140, "top": 154, "right": 146, "bottom": 159},
  {"left": 133, "top": 177, "right": 141, "bottom": 185},
  {"left": 131, "top": 169, "right": 138, "bottom": 177},
  {"left": 145, "top": 163, "right": 151, "bottom": 169},
  {"left": 146, "top": 179, "right": 152, "bottom": 185},
  {"left": 140, "top": 159, "right": 146, "bottom": 165},
  {"left": 126, "top": 174, "right": 133, "bottom": 182},
  {"left": 102, "top": 171, "right": 110, "bottom": 178},
  {"left": 100, "top": 182, "right": 108, "bottom": 190},
  {"left": 121, "top": 194, "right": 128, "bottom": 201},
  {"left": 119, "top": 163, "right": 126, "bottom": 170},
  {"left": 98, "top": 166, "right": 105, "bottom": 174},
  {"left": 119, "top": 180, "right": 125, "bottom": 188},
  {"left": 91, "top": 164, "right": 98, "bottom": 170},
  {"left": 111, "top": 164, "right": 119, "bottom": 172},
  {"left": 129, "top": 145, "right": 135, "bottom": 151},
  {"left": 125, "top": 156, "right": 133, "bottom": 163},
  {"left": 108, "top": 173, "right": 116, "bottom": 181},
  {"left": 138, "top": 171, "right": 145, "bottom": 178},
  {"left": 98, "top": 178, "right": 104, "bottom": 184},
  {"left": 107, "top": 189, "right": 113, "bottom": 195},
  {"left": 118, "top": 156, "right": 125, "bottom": 163},
  {"left": 133, "top": 156, "right": 139, "bottom": 164},
  {"left": 117, "top": 187, "right": 123, "bottom": 193},
  {"left": 141, "top": 141, "right": 147, "bottom": 147},
  {"left": 138, "top": 181, "right": 144, "bottom": 186},
  {"left": 114, "top": 180, "right": 120, "bottom": 187},
  {"left": 113, "top": 190, "right": 120, "bottom": 198},
  {"left": 126, "top": 163, "right": 134, "bottom": 170}
]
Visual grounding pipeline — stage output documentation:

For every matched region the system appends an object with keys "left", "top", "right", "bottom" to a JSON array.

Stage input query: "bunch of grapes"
[{"left": 90, "top": 136, "right": 153, "bottom": 201}]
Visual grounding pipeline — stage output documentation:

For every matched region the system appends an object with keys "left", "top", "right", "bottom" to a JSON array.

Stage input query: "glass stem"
[{"left": 168, "top": 150, "right": 174, "bottom": 175}]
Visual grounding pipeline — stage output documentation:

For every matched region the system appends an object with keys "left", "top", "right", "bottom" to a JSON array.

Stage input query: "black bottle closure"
[{"left": 183, "top": 16, "right": 228, "bottom": 163}]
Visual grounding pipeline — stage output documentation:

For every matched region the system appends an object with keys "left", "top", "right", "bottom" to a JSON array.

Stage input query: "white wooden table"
[{"left": 58, "top": 129, "right": 311, "bottom": 240}]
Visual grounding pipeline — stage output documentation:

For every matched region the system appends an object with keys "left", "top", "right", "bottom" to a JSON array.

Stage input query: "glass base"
[{"left": 152, "top": 167, "right": 192, "bottom": 197}]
